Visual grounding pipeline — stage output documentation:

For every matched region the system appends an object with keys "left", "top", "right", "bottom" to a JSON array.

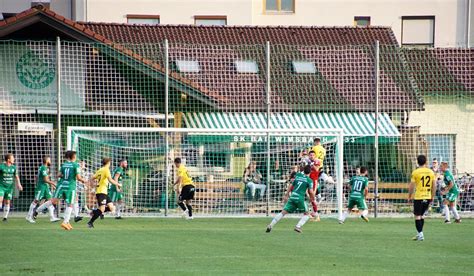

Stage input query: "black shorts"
[
  {"left": 179, "top": 185, "right": 195, "bottom": 201},
  {"left": 413, "top": 199, "right": 431, "bottom": 216},
  {"left": 96, "top": 193, "right": 111, "bottom": 206}
]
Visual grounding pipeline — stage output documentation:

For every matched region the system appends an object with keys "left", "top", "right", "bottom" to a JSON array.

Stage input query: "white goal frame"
[{"left": 67, "top": 126, "right": 344, "bottom": 219}]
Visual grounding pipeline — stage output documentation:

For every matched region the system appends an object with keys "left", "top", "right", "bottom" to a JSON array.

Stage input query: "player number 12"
[{"left": 420, "top": 176, "right": 431, "bottom": 187}]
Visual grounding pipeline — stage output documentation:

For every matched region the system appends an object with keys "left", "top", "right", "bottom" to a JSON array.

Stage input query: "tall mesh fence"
[{"left": 0, "top": 40, "right": 472, "bottom": 217}]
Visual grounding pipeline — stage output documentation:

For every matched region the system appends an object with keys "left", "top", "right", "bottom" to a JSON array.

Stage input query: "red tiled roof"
[
  {"left": 0, "top": 5, "right": 423, "bottom": 112},
  {"left": 403, "top": 48, "right": 474, "bottom": 97},
  {"left": 0, "top": 5, "right": 213, "bottom": 106},
  {"left": 81, "top": 22, "right": 418, "bottom": 111},
  {"left": 432, "top": 48, "right": 474, "bottom": 94},
  {"left": 83, "top": 22, "right": 399, "bottom": 46}
]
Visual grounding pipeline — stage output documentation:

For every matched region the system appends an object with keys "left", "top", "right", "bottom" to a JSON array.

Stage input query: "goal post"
[{"left": 67, "top": 126, "right": 344, "bottom": 218}]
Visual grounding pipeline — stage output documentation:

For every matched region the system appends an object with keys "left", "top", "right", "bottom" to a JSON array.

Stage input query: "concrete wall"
[
  {"left": 0, "top": 0, "right": 72, "bottom": 19},
  {"left": 1, "top": 0, "right": 471, "bottom": 47},
  {"left": 409, "top": 98, "right": 474, "bottom": 173},
  {"left": 470, "top": 0, "right": 474, "bottom": 47},
  {"left": 75, "top": 0, "right": 252, "bottom": 25},
  {"left": 251, "top": 0, "right": 469, "bottom": 47},
  {"left": 74, "top": 0, "right": 470, "bottom": 47}
]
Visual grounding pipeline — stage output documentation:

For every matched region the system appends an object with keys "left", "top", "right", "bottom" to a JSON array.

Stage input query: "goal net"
[{"left": 68, "top": 127, "right": 344, "bottom": 218}]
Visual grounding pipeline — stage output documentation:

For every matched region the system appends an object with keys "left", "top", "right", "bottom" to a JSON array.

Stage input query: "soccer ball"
[{"left": 440, "top": 183, "right": 447, "bottom": 189}]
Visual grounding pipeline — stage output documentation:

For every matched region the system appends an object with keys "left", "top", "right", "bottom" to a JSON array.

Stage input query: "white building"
[{"left": 1, "top": 0, "right": 473, "bottom": 47}]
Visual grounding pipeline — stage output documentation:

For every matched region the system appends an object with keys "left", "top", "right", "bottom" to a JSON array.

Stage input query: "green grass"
[{"left": 1, "top": 217, "right": 473, "bottom": 275}]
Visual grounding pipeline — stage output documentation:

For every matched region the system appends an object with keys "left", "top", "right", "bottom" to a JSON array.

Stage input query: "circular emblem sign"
[{"left": 16, "top": 52, "right": 55, "bottom": 89}]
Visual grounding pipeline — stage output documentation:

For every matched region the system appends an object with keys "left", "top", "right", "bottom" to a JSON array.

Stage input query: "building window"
[
  {"left": 422, "top": 134, "right": 456, "bottom": 170},
  {"left": 292, "top": 61, "right": 316, "bottom": 74},
  {"left": 31, "top": 0, "right": 51, "bottom": 8},
  {"left": 126, "top": 14, "right": 160, "bottom": 25},
  {"left": 354, "top": 16, "right": 370, "bottom": 27},
  {"left": 234, "top": 60, "right": 259, "bottom": 73},
  {"left": 175, "top": 60, "right": 200, "bottom": 73},
  {"left": 194, "top": 16, "right": 227, "bottom": 26},
  {"left": 401, "top": 16, "right": 435, "bottom": 48},
  {"left": 264, "top": 0, "right": 295, "bottom": 13}
]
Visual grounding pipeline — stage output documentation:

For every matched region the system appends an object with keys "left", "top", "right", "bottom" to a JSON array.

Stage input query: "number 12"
[{"left": 421, "top": 176, "right": 431, "bottom": 187}]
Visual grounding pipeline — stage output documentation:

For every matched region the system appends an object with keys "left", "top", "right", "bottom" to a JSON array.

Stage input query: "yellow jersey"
[
  {"left": 310, "top": 145, "right": 326, "bottom": 166},
  {"left": 94, "top": 166, "right": 112, "bottom": 194},
  {"left": 411, "top": 167, "right": 435, "bottom": 200},
  {"left": 177, "top": 165, "right": 193, "bottom": 187}
]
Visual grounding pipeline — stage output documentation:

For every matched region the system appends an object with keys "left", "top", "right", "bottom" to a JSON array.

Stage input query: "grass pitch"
[{"left": 1, "top": 217, "right": 472, "bottom": 275}]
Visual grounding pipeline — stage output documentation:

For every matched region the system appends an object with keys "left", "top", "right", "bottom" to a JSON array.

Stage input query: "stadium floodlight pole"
[
  {"left": 374, "top": 40, "right": 380, "bottom": 218},
  {"left": 265, "top": 41, "right": 271, "bottom": 216},
  {"left": 164, "top": 39, "right": 170, "bottom": 216},
  {"left": 56, "top": 36, "right": 62, "bottom": 175}
]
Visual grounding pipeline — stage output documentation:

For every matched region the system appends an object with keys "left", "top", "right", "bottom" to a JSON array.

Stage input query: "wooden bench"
[
  {"left": 366, "top": 182, "right": 409, "bottom": 200},
  {"left": 368, "top": 182, "right": 408, "bottom": 189},
  {"left": 247, "top": 203, "right": 282, "bottom": 214},
  {"left": 192, "top": 182, "right": 244, "bottom": 210},
  {"left": 190, "top": 181, "right": 410, "bottom": 212},
  {"left": 366, "top": 193, "right": 408, "bottom": 200}
]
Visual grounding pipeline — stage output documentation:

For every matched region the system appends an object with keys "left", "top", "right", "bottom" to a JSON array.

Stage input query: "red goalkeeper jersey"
[{"left": 309, "top": 159, "right": 321, "bottom": 190}]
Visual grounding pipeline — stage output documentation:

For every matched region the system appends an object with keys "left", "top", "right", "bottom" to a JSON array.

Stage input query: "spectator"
[
  {"left": 271, "top": 159, "right": 283, "bottom": 179},
  {"left": 243, "top": 161, "right": 265, "bottom": 200}
]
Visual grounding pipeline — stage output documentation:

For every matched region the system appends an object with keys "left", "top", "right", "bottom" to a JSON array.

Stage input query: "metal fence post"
[
  {"left": 374, "top": 40, "right": 380, "bottom": 218},
  {"left": 266, "top": 41, "right": 271, "bottom": 216},
  {"left": 164, "top": 39, "right": 170, "bottom": 217},
  {"left": 56, "top": 37, "right": 62, "bottom": 172},
  {"left": 337, "top": 130, "right": 344, "bottom": 221}
]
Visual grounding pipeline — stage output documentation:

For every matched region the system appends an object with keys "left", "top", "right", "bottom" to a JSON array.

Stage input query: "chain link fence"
[{"left": 0, "top": 40, "right": 472, "bottom": 217}]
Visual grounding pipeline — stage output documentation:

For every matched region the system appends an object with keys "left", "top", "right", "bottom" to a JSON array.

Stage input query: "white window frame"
[
  {"left": 264, "top": 0, "right": 295, "bottom": 14},
  {"left": 175, "top": 60, "right": 200, "bottom": 73},
  {"left": 234, "top": 60, "right": 259, "bottom": 73},
  {"left": 292, "top": 61, "right": 316, "bottom": 74},
  {"left": 401, "top": 16, "right": 435, "bottom": 48}
]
